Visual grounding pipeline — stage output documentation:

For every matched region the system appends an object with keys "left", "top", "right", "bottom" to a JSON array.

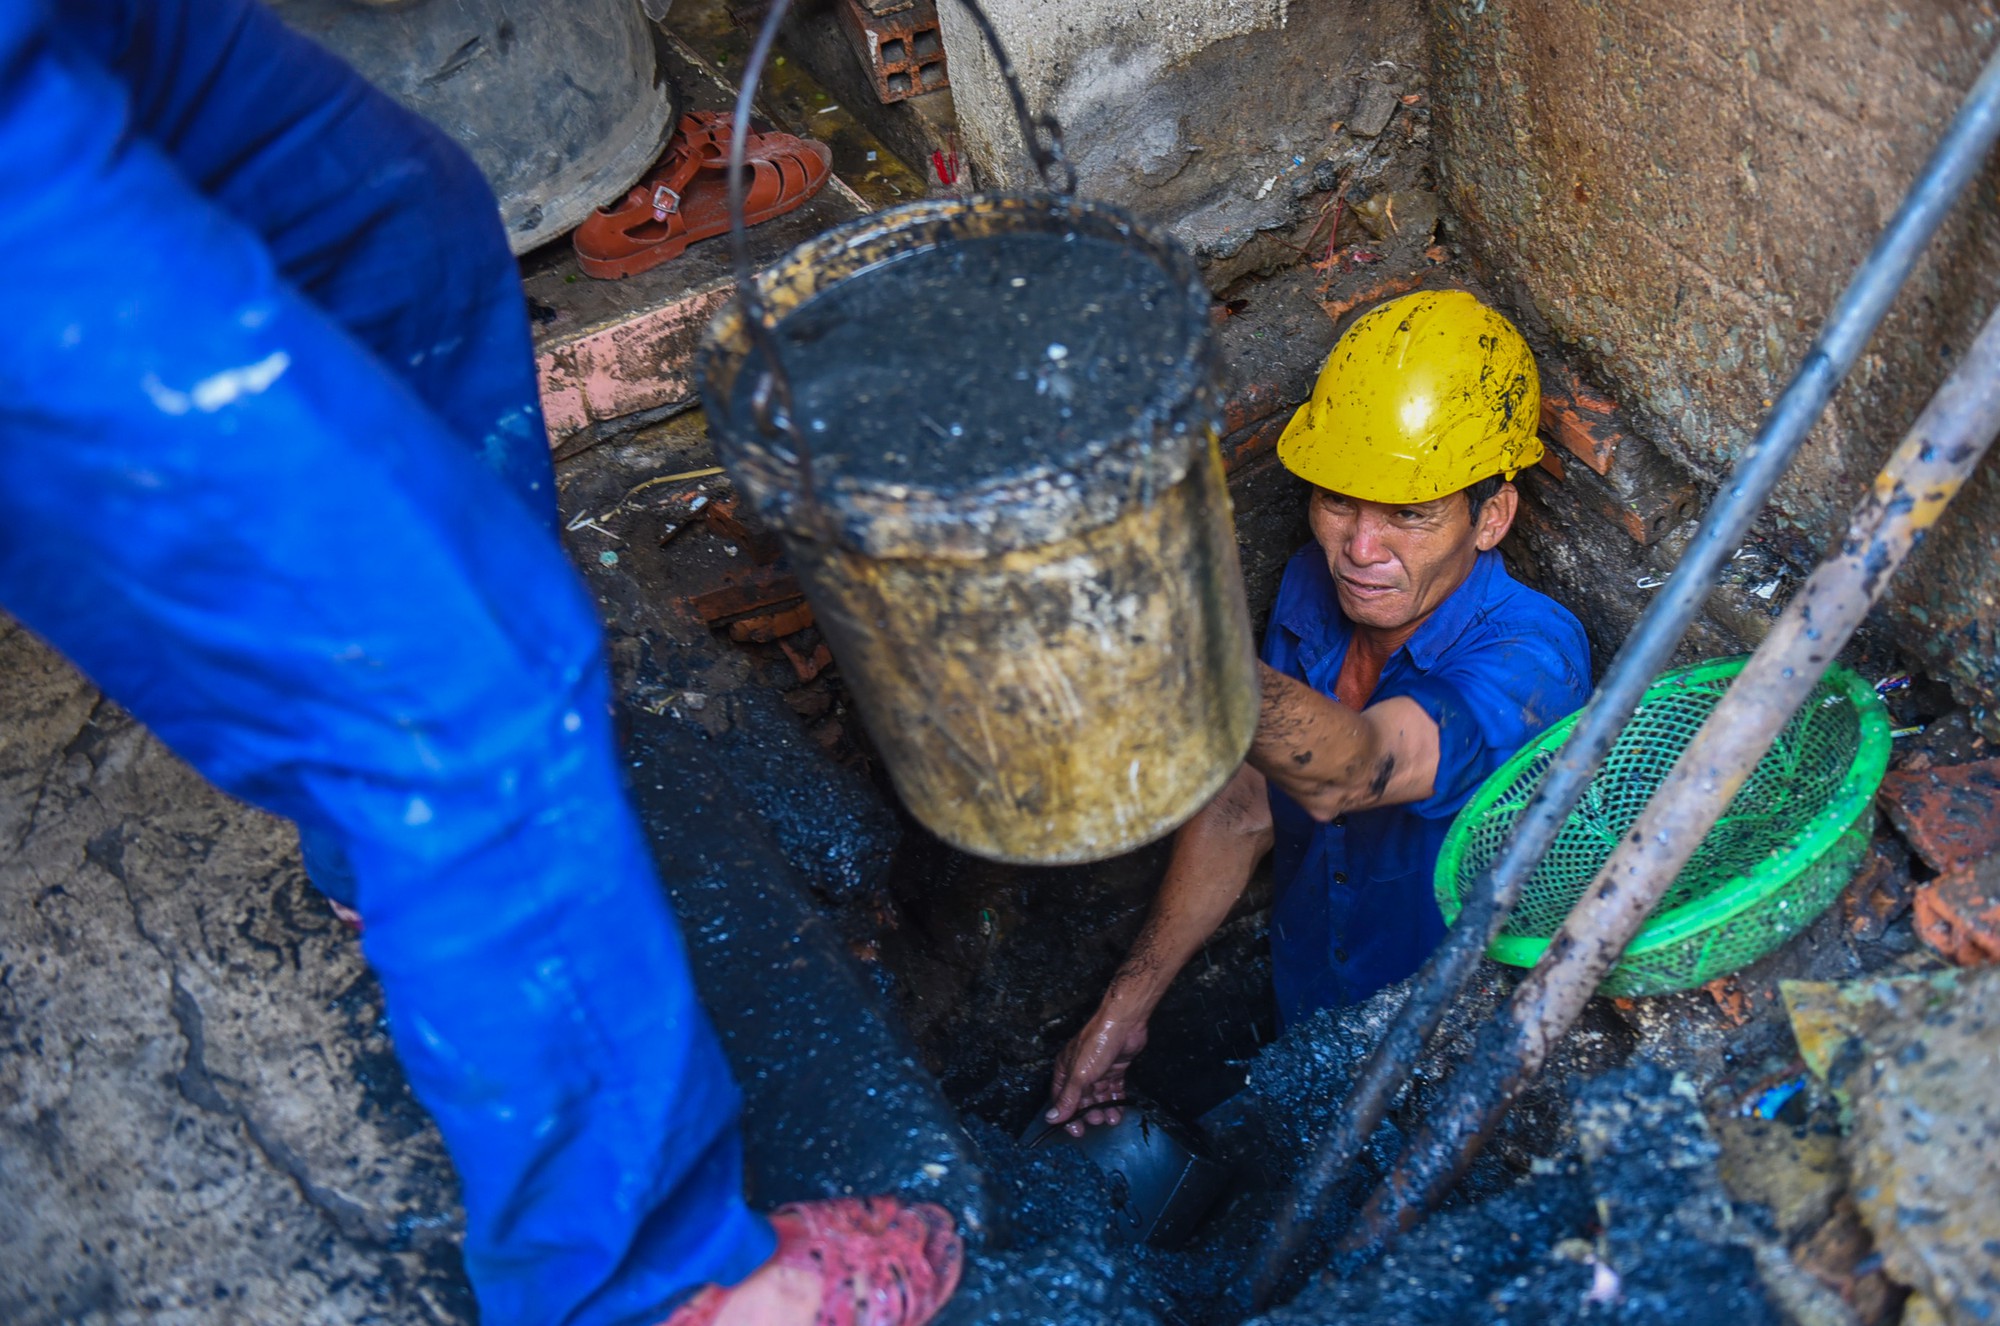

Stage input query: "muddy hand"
[{"left": 1046, "top": 1008, "right": 1148, "bottom": 1135}]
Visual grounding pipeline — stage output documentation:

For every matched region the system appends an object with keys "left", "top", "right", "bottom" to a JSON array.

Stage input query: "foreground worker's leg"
[
  {"left": 67, "top": 0, "right": 558, "bottom": 526},
  {"left": 0, "top": 8, "right": 770, "bottom": 1322},
  {"left": 65, "top": 0, "right": 562, "bottom": 907}
]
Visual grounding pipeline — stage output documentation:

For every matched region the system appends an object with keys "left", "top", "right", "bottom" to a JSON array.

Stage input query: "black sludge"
[{"left": 730, "top": 231, "right": 1195, "bottom": 490}]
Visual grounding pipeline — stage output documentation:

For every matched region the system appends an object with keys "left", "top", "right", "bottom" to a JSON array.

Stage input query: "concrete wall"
[
  {"left": 939, "top": 0, "right": 1423, "bottom": 279},
  {"left": 1427, "top": 0, "right": 2000, "bottom": 729},
  {"left": 940, "top": 0, "right": 1289, "bottom": 186}
]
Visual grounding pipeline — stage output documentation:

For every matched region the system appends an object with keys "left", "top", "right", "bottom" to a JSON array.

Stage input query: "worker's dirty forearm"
[
  {"left": 1107, "top": 765, "right": 1272, "bottom": 1017},
  {"left": 1248, "top": 664, "right": 1437, "bottom": 818}
]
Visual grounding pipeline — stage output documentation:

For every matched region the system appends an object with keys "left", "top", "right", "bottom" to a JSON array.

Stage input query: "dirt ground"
[{"left": 0, "top": 618, "right": 472, "bottom": 1325}]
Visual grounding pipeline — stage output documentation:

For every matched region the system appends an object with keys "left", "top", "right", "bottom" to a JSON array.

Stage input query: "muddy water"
[
  {"left": 889, "top": 889, "right": 1641, "bottom": 1325},
  {"left": 873, "top": 834, "right": 1276, "bottom": 1130},
  {"left": 730, "top": 231, "right": 1196, "bottom": 490}
]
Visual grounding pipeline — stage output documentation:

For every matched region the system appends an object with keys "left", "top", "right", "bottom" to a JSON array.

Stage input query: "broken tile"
[
  {"left": 1912, "top": 858, "right": 2000, "bottom": 967},
  {"left": 1876, "top": 758, "right": 2000, "bottom": 874}
]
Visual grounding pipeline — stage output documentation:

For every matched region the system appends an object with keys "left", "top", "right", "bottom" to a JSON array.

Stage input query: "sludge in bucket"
[{"left": 699, "top": 193, "right": 1257, "bottom": 864}]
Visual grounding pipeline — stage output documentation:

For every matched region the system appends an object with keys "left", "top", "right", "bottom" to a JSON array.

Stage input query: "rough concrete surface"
[
  {"left": 0, "top": 618, "right": 471, "bottom": 1326},
  {"left": 940, "top": 0, "right": 1422, "bottom": 256},
  {"left": 1427, "top": 0, "right": 2000, "bottom": 731},
  {"left": 940, "top": 0, "right": 1286, "bottom": 182}
]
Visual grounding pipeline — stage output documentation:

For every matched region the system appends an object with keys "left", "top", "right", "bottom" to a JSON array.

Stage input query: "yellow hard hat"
[{"left": 1276, "top": 289, "right": 1542, "bottom": 503}]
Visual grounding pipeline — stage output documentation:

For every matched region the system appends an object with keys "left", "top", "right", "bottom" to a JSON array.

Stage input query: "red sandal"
[
  {"left": 574, "top": 111, "right": 833, "bottom": 279},
  {"left": 658, "top": 1195, "right": 963, "bottom": 1326}
]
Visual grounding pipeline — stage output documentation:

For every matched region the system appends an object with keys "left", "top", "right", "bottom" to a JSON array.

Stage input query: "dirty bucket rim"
[
  {"left": 1434, "top": 657, "right": 1892, "bottom": 974},
  {"left": 698, "top": 190, "right": 1220, "bottom": 560}
]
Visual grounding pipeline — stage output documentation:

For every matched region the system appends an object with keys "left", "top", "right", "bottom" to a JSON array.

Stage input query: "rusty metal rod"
[
  {"left": 1342, "top": 293, "right": 2000, "bottom": 1256},
  {"left": 1249, "top": 40, "right": 2000, "bottom": 1307}
]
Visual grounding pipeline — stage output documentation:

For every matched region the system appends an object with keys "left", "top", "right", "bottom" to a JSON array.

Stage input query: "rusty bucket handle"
[{"left": 724, "top": 0, "right": 1074, "bottom": 508}]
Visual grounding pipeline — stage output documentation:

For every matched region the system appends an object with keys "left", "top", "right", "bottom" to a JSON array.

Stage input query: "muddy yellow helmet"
[{"left": 1277, "top": 290, "right": 1542, "bottom": 503}]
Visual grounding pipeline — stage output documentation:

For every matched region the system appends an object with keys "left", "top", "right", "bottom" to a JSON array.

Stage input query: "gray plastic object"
[
  {"left": 1023, "top": 1100, "right": 1231, "bottom": 1248},
  {"left": 267, "top": 0, "right": 679, "bottom": 254}
]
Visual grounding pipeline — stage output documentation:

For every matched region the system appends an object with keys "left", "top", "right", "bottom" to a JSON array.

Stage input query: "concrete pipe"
[{"left": 267, "top": 0, "right": 680, "bottom": 254}]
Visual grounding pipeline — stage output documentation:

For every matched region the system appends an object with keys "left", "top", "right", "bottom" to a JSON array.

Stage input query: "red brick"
[{"left": 1538, "top": 357, "right": 1622, "bottom": 476}]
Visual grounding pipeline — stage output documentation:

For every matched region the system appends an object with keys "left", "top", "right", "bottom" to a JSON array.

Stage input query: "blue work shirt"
[{"left": 1262, "top": 545, "right": 1590, "bottom": 1026}]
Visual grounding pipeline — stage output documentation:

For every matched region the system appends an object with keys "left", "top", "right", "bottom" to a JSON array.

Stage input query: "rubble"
[
  {"left": 1784, "top": 969, "right": 2000, "bottom": 1326},
  {"left": 1876, "top": 758, "right": 2000, "bottom": 875},
  {"left": 1841, "top": 841, "right": 1919, "bottom": 948},
  {"left": 1873, "top": 754, "right": 2000, "bottom": 966},
  {"left": 1346, "top": 80, "right": 1403, "bottom": 139},
  {"left": 1912, "top": 861, "right": 2000, "bottom": 967},
  {"left": 1253, "top": 1063, "right": 1785, "bottom": 1326}
]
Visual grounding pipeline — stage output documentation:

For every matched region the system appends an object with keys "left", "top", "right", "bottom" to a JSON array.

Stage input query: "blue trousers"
[{"left": 0, "top": 3, "right": 774, "bottom": 1322}]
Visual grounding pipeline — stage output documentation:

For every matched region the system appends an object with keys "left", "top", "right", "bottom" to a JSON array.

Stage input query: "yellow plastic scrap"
[{"left": 1782, "top": 970, "right": 1964, "bottom": 1100}]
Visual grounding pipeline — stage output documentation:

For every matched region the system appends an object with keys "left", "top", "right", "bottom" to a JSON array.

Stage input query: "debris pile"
[
  {"left": 1784, "top": 968, "right": 2000, "bottom": 1326},
  {"left": 1254, "top": 1062, "right": 1785, "bottom": 1326}
]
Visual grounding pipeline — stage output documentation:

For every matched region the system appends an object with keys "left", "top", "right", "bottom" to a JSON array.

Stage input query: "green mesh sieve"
[{"left": 1434, "top": 658, "right": 1892, "bottom": 998}]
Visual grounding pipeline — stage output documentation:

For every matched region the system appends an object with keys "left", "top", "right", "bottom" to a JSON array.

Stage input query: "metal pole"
[
  {"left": 1251, "top": 38, "right": 2000, "bottom": 1305},
  {"left": 1345, "top": 291, "right": 2000, "bottom": 1253}
]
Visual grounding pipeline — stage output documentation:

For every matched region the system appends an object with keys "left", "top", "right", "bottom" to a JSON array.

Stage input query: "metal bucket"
[
  {"left": 698, "top": 3, "right": 1256, "bottom": 865},
  {"left": 1020, "top": 1099, "right": 1233, "bottom": 1248}
]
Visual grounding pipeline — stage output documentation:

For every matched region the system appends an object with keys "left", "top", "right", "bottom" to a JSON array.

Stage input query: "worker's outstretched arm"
[
  {"left": 1046, "top": 763, "right": 1274, "bottom": 1133},
  {"left": 0, "top": 5, "right": 770, "bottom": 1322},
  {"left": 1249, "top": 663, "right": 1442, "bottom": 819}
]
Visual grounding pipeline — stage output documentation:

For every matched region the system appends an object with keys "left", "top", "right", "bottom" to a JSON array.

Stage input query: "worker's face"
[{"left": 1308, "top": 484, "right": 1518, "bottom": 632}]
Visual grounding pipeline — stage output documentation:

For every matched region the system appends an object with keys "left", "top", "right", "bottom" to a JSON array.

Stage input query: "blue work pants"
[{"left": 0, "top": 2, "right": 774, "bottom": 1322}]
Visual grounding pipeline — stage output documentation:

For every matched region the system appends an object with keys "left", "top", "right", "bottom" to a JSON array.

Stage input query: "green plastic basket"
[{"left": 1434, "top": 658, "right": 1892, "bottom": 997}]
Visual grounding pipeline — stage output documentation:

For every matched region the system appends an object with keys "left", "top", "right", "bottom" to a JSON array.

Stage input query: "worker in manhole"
[
  {"left": 1047, "top": 291, "right": 1592, "bottom": 1134},
  {"left": 0, "top": 3, "right": 960, "bottom": 1325}
]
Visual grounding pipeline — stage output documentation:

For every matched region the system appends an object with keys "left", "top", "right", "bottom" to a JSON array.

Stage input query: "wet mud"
[
  {"left": 869, "top": 830, "right": 1277, "bottom": 1129},
  {"left": 1258, "top": 1062, "right": 1783, "bottom": 1326},
  {"left": 730, "top": 230, "right": 1199, "bottom": 491},
  {"left": 891, "top": 930, "right": 1638, "bottom": 1325}
]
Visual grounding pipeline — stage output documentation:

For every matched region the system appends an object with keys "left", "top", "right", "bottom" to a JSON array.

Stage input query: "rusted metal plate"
[
  {"left": 685, "top": 566, "right": 805, "bottom": 624},
  {"left": 728, "top": 601, "right": 816, "bottom": 643},
  {"left": 838, "top": 0, "right": 947, "bottom": 104},
  {"left": 1876, "top": 758, "right": 2000, "bottom": 875}
]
